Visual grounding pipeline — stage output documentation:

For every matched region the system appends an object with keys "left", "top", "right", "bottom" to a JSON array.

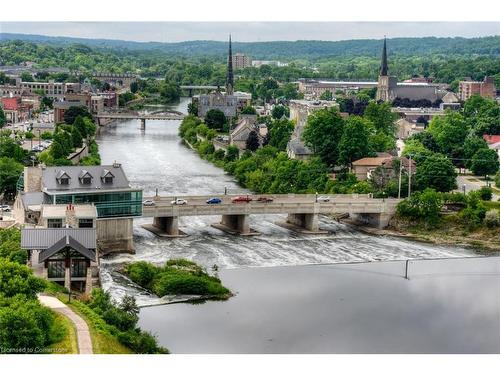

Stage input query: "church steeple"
[
  {"left": 226, "top": 34, "right": 234, "bottom": 95},
  {"left": 380, "top": 37, "right": 388, "bottom": 76}
]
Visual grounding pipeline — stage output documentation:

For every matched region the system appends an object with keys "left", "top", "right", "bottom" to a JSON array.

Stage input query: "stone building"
[
  {"left": 194, "top": 36, "right": 252, "bottom": 118},
  {"left": 376, "top": 38, "right": 443, "bottom": 103},
  {"left": 14, "top": 164, "right": 142, "bottom": 253},
  {"left": 230, "top": 115, "right": 267, "bottom": 150},
  {"left": 21, "top": 227, "right": 98, "bottom": 293}
]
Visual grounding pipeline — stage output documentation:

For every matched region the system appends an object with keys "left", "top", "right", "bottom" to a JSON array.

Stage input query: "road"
[{"left": 456, "top": 175, "right": 499, "bottom": 201}]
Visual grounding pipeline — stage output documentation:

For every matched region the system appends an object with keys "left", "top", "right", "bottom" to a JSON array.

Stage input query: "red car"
[
  {"left": 256, "top": 197, "right": 273, "bottom": 203},
  {"left": 231, "top": 195, "right": 253, "bottom": 203}
]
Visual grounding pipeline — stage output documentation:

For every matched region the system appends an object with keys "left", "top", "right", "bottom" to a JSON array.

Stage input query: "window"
[
  {"left": 81, "top": 177, "right": 92, "bottom": 185},
  {"left": 78, "top": 218, "right": 94, "bottom": 228},
  {"left": 48, "top": 261, "right": 65, "bottom": 278},
  {"left": 71, "top": 260, "right": 87, "bottom": 278},
  {"left": 60, "top": 177, "right": 69, "bottom": 185},
  {"left": 103, "top": 176, "right": 113, "bottom": 184},
  {"left": 47, "top": 218, "right": 63, "bottom": 228}
]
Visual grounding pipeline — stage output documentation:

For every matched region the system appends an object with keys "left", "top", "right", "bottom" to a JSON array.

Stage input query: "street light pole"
[
  {"left": 398, "top": 158, "right": 403, "bottom": 199},
  {"left": 463, "top": 184, "right": 466, "bottom": 195},
  {"left": 407, "top": 154, "right": 412, "bottom": 198}
]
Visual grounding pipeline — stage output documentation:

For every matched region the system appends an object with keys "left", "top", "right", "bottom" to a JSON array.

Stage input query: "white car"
[
  {"left": 142, "top": 200, "right": 155, "bottom": 206},
  {"left": 171, "top": 198, "right": 188, "bottom": 205},
  {"left": 0, "top": 205, "right": 11, "bottom": 212},
  {"left": 317, "top": 196, "right": 331, "bottom": 203}
]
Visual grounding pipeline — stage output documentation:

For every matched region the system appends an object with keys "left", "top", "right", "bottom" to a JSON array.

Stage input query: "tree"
[
  {"left": 268, "top": 118, "right": 294, "bottom": 151},
  {"left": 396, "top": 188, "right": 443, "bottom": 225},
  {"left": 338, "top": 116, "right": 371, "bottom": 166},
  {"left": 319, "top": 90, "right": 333, "bottom": 101},
  {"left": 302, "top": 107, "right": 345, "bottom": 166},
  {"left": 130, "top": 81, "right": 139, "bottom": 93},
  {"left": 20, "top": 72, "right": 33, "bottom": 82},
  {"left": 63, "top": 106, "right": 91, "bottom": 125},
  {"left": 363, "top": 101, "right": 397, "bottom": 136},
  {"left": 0, "top": 259, "right": 46, "bottom": 298},
  {"left": 463, "top": 135, "right": 489, "bottom": 169},
  {"left": 241, "top": 106, "right": 257, "bottom": 115},
  {"left": 159, "top": 80, "right": 180, "bottom": 103},
  {"left": 271, "top": 105, "right": 289, "bottom": 120},
  {"left": 245, "top": 130, "right": 260, "bottom": 151},
  {"left": 0, "top": 107, "right": 6, "bottom": 128},
  {"left": 187, "top": 102, "right": 198, "bottom": 116},
  {"left": 73, "top": 116, "right": 88, "bottom": 138},
  {"left": 470, "top": 148, "right": 499, "bottom": 177},
  {"left": 224, "top": 145, "right": 239, "bottom": 162},
  {"left": 71, "top": 128, "right": 83, "bottom": 149},
  {"left": 402, "top": 139, "right": 434, "bottom": 163},
  {"left": 205, "top": 109, "right": 226, "bottom": 131},
  {"left": 0, "top": 157, "right": 23, "bottom": 198},
  {"left": 427, "top": 112, "right": 468, "bottom": 159},
  {"left": 415, "top": 154, "right": 457, "bottom": 192}
]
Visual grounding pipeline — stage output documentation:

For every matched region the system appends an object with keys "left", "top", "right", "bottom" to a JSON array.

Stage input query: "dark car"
[
  {"left": 256, "top": 197, "right": 273, "bottom": 203},
  {"left": 206, "top": 197, "right": 222, "bottom": 204},
  {"left": 231, "top": 195, "right": 253, "bottom": 203}
]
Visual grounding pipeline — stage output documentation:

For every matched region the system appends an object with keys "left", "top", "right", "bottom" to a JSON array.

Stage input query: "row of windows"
[
  {"left": 47, "top": 259, "right": 87, "bottom": 278},
  {"left": 54, "top": 191, "right": 143, "bottom": 218},
  {"left": 47, "top": 218, "right": 95, "bottom": 228}
]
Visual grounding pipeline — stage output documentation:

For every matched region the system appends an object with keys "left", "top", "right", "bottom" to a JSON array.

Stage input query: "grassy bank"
[
  {"left": 47, "top": 312, "right": 78, "bottom": 354},
  {"left": 124, "top": 259, "right": 231, "bottom": 300}
]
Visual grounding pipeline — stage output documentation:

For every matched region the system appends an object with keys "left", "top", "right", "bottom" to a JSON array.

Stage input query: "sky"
[{"left": 0, "top": 22, "right": 499, "bottom": 43}]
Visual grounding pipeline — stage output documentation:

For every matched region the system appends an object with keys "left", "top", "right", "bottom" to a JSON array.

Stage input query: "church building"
[{"left": 375, "top": 38, "right": 444, "bottom": 103}]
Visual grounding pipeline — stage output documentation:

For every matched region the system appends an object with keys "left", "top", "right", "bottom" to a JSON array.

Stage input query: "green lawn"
[
  {"left": 483, "top": 201, "right": 500, "bottom": 210},
  {"left": 57, "top": 294, "right": 133, "bottom": 354},
  {"left": 48, "top": 312, "right": 78, "bottom": 354}
]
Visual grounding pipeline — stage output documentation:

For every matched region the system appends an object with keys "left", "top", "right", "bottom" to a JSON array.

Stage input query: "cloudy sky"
[{"left": 1, "top": 22, "right": 499, "bottom": 43}]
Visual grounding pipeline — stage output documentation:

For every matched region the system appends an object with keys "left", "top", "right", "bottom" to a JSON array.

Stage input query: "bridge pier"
[
  {"left": 140, "top": 118, "right": 146, "bottom": 131},
  {"left": 281, "top": 213, "right": 328, "bottom": 234},
  {"left": 350, "top": 212, "right": 392, "bottom": 229},
  {"left": 142, "top": 216, "right": 187, "bottom": 238},
  {"left": 211, "top": 214, "right": 260, "bottom": 236}
]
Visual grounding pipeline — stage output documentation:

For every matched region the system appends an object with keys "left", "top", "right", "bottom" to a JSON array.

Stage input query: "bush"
[
  {"left": 126, "top": 261, "right": 159, "bottom": 288},
  {"left": 478, "top": 186, "right": 493, "bottom": 201},
  {"left": 484, "top": 209, "right": 500, "bottom": 228},
  {"left": 0, "top": 258, "right": 46, "bottom": 298},
  {"left": 102, "top": 306, "right": 138, "bottom": 332},
  {"left": 118, "top": 330, "right": 168, "bottom": 354},
  {"left": 0, "top": 295, "right": 56, "bottom": 352},
  {"left": 125, "top": 259, "right": 230, "bottom": 299},
  {"left": 396, "top": 189, "right": 443, "bottom": 225}
]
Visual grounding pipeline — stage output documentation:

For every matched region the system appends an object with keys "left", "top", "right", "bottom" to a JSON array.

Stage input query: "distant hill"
[{"left": 1, "top": 33, "right": 499, "bottom": 59}]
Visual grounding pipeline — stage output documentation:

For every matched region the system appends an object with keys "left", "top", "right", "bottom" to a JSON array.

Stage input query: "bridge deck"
[{"left": 141, "top": 194, "right": 400, "bottom": 218}]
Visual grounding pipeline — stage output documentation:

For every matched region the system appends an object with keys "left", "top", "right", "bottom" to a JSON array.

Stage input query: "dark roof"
[
  {"left": 41, "top": 165, "right": 132, "bottom": 193},
  {"left": 21, "top": 228, "right": 96, "bottom": 250},
  {"left": 38, "top": 234, "right": 96, "bottom": 263}
]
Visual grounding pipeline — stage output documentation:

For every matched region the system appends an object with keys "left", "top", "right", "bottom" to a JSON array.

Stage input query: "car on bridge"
[
  {"left": 171, "top": 198, "right": 188, "bottom": 205},
  {"left": 231, "top": 195, "right": 253, "bottom": 203},
  {"left": 256, "top": 197, "right": 273, "bottom": 203},
  {"left": 142, "top": 199, "right": 155, "bottom": 206},
  {"left": 317, "top": 196, "right": 331, "bottom": 202},
  {"left": 206, "top": 197, "right": 222, "bottom": 204},
  {"left": 0, "top": 205, "right": 11, "bottom": 212}
]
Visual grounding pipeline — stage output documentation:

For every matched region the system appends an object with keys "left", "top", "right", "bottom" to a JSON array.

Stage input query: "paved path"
[{"left": 38, "top": 295, "right": 93, "bottom": 354}]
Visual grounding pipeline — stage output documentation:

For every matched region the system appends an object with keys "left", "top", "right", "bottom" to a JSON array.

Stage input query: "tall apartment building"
[
  {"left": 458, "top": 76, "right": 497, "bottom": 101},
  {"left": 232, "top": 53, "right": 252, "bottom": 69}
]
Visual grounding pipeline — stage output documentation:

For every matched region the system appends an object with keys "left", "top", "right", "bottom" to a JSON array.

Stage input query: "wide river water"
[{"left": 96, "top": 98, "right": 498, "bottom": 353}]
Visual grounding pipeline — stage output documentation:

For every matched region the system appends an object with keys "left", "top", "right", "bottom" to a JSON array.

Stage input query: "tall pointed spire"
[
  {"left": 380, "top": 36, "right": 388, "bottom": 76},
  {"left": 226, "top": 34, "right": 234, "bottom": 95}
]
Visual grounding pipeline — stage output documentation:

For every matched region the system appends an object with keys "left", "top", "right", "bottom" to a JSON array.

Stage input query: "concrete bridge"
[
  {"left": 95, "top": 112, "right": 185, "bottom": 130},
  {"left": 140, "top": 194, "right": 400, "bottom": 237}
]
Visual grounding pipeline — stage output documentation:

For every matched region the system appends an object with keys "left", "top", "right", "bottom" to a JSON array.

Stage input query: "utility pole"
[
  {"left": 407, "top": 154, "right": 412, "bottom": 198},
  {"left": 398, "top": 158, "right": 403, "bottom": 199}
]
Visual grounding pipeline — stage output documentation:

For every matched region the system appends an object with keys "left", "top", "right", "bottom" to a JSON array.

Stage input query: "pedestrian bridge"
[
  {"left": 140, "top": 194, "right": 400, "bottom": 237},
  {"left": 95, "top": 112, "right": 185, "bottom": 129}
]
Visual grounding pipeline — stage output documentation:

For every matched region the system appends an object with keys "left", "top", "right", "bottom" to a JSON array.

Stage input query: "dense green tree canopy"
[
  {"left": 205, "top": 109, "right": 226, "bottom": 131},
  {"left": 415, "top": 154, "right": 457, "bottom": 192},
  {"left": 470, "top": 148, "right": 499, "bottom": 177},
  {"left": 338, "top": 116, "right": 371, "bottom": 166}
]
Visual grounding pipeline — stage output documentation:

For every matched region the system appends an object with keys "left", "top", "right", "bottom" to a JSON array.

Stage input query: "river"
[{"left": 96, "top": 97, "right": 495, "bottom": 353}]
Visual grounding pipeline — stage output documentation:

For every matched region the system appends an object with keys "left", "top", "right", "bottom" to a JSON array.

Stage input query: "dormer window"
[
  {"left": 78, "top": 170, "right": 93, "bottom": 185},
  {"left": 101, "top": 169, "right": 115, "bottom": 184},
  {"left": 56, "top": 170, "right": 71, "bottom": 186}
]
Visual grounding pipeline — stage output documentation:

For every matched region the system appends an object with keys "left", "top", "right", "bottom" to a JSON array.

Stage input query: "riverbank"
[{"left": 340, "top": 217, "right": 500, "bottom": 252}]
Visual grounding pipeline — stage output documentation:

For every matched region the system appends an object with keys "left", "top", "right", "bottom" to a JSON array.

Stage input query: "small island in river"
[{"left": 124, "top": 259, "right": 232, "bottom": 300}]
